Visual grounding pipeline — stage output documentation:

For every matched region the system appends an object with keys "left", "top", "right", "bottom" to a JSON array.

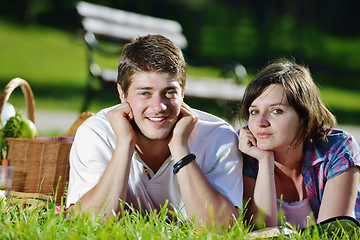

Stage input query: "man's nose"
[{"left": 151, "top": 94, "right": 167, "bottom": 112}]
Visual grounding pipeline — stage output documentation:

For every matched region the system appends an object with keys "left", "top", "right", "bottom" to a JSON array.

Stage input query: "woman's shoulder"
[
  {"left": 311, "top": 128, "right": 356, "bottom": 146},
  {"left": 307, "top": 128, "right": 360, "bottom": 166},
  {"left": 323, "top": 128, "right": 358, "bottom": 147},
  {"left": 327, "top": 128, "right": 352, "bottom": 137},
  {"left": 310, "top": 128, "right": 360, "bottom": 155},
  {"left": 307, "top": 128, "right": 360, "bottom": 179}
]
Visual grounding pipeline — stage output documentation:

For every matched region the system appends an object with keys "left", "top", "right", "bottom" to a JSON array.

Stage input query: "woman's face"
[{"left": 248, "top": 84, "right": 301, "bottom": 152}]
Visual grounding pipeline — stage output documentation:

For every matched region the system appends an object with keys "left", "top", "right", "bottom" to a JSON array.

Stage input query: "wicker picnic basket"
[{"left": 0, "top": 78, "right": 93, "bottom": 205}]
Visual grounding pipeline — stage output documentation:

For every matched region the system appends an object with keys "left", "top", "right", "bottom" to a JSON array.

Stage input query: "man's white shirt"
[{"left": 66, "top": 105, "right": 243, "bottom": 217}]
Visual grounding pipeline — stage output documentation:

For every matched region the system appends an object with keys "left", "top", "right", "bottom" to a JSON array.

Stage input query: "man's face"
[{"left": 119, "top": 72, "right": 183, "bottom": 140}]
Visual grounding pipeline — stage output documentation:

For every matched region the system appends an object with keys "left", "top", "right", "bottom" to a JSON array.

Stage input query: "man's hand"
[
  {"left": 170, "top": 103, "right": 239, "bottom": 229},
  {"left": 168, "top": 103, "right": 198, "bottom": 160},
  {"left": 73, "top": 103, "right": 137, "bottom": 218},
  {"left": 106, "top": 103, "right": 136, "bottom": 145}
]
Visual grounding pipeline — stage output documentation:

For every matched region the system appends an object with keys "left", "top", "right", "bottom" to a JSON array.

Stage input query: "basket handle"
[{"left": 0, "top": 78, "right": 35, "bottom": 123}]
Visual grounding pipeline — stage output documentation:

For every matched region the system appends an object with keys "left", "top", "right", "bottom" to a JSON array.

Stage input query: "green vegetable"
[
  {"left": 2, "top": 111, "right": 22, "bottom": 138},
  {"left": 0, "top": 133, "right": 7, "bottom": 159},
  {"left": 0, "top": 111, "right": 37, "bottom": 161},
  {"left": 1, "top": 111, "right": 22, "bottom": 160}
]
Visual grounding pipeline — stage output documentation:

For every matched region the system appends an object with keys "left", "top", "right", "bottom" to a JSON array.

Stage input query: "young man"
[{"left": 66, "top": 35, "right": 243, "bottom": 227}]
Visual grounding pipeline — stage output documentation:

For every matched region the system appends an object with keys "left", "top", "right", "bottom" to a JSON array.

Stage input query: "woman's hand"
[
  {"left": 238, "top": 127, "right": 273, "bottom": 161},
  {"left": 239, "top": 127, "right": 277, "bottom": 227}
]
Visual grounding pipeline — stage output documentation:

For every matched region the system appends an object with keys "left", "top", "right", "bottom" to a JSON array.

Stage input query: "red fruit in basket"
[{"left": 18, "top": 119, "right": 37, "bottom": 138}]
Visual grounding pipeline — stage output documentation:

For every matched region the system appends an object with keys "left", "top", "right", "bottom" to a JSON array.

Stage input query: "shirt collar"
[{"left": 134, "top": 151, "right": 173, "bottom": 176}]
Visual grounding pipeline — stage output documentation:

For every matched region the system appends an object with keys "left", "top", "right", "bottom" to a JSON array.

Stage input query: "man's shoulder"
[
  {"left": 191, "top": 108, "right": 237, "bottom": 141},
  {"left": 78, "top": 105, "right": 118, "bottom": 132},
  {"left": 96, "top": 105, "right": 119, "bottom": 117},
  {"left": 194, "top": 108, "right": 234, "bottom": 130},
  {"left": 86, "top": 105, "right": 119, "bottom": 122},
  {"left": 194, "top": 108, "right": 228, "bottom": 124}
]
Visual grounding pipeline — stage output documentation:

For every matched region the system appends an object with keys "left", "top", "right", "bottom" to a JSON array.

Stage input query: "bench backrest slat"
[{"left": 76, "top": 1, "right": 188, "bottom": 49}]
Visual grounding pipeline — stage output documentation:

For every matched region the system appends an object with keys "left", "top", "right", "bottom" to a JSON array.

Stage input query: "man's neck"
[{"left": 135, "top": 137, "right": 171, "bottom": 173}]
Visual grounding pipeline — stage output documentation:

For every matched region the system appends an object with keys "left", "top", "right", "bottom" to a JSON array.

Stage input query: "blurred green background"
[{"left": 0, "top": 0, "right": 359, "bottom": 126}]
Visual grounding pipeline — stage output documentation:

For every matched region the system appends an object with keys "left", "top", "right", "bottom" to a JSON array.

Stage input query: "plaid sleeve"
[{"left": 326, "top": 133, "right": 360, "bottom": 180}]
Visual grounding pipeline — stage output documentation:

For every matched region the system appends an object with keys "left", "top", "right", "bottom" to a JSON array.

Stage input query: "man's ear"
[
  {"left": 117, "top": 84, "right": 126, "bottom": 103},
  {"left": 181, "top": 86, "right": 185, "bottom": 98}
]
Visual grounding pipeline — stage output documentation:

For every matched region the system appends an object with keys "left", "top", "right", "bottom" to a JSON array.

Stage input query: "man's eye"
[
  {"left": 139, "top": 92, "right": 149, "bottom": 96},
  {"left": 166, "top": 90, "right": 176, "bottom": 97}
]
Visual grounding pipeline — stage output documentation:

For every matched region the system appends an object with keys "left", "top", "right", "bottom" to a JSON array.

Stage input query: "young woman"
[{"left": 238, "top": 58, "right": 360, "bottom": 229}]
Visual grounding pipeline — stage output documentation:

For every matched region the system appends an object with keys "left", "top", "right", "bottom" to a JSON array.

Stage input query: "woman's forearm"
[{"left": 252, "top": 156, "right": 278, "bottom": 228}]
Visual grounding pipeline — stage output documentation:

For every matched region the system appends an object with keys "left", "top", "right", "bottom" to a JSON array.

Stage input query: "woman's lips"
[{"left": 256, "top": 132, "right": 272, "bottom": 139}]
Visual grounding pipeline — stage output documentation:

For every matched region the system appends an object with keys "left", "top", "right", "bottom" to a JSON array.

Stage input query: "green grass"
[
  {"left": 319, "top": 86, "right": 360, "bottom": 125},
  {"left": 0, "top": 23, "right": 86, "bottom": 88},
  {"left": 320, "top": 87, "right": 360, "bottom": 111},
  {"left": 0, "top": 19, "right": 88, "bottom": 111},
  {"left": 1, "top": 196, "right": 359, "bottom": 239},
  {"left": 0, "top": 197, "right": 251, "bottom": 239}
]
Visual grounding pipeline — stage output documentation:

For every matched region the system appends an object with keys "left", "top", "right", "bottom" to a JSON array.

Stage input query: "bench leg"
[{"left": 81, "top": 76, "right": 97, "bottom": 112}]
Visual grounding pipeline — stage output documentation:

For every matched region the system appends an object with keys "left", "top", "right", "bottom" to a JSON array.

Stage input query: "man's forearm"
[
  {"left": 69, "top": 144, "right": 134, "bottom": 219},
  {"left": 176, "top": 160, "right": 238, "bottom": 229}
]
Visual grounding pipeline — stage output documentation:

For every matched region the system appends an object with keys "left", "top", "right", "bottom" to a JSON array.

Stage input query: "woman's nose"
[{"left": 257, "top": 113, "right": 270, "bottom": 127}]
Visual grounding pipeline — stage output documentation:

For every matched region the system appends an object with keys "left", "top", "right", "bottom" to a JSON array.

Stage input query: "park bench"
[{"left": 75, "top": 1, "right": 247, "bottom": 112}]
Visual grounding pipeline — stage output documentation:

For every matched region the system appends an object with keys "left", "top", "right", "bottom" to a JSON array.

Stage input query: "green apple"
[{"left": 18, "top": 119, "right": 37, "bottom": 138}]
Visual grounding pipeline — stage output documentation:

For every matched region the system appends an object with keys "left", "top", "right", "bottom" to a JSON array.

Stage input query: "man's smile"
[{"left": 147, "top": 116, "right": 167, "bottom": 121}]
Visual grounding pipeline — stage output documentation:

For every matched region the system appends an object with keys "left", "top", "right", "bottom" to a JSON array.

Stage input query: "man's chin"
[{"left": 138, "top": 129, "right": 172, "bottom": 141}]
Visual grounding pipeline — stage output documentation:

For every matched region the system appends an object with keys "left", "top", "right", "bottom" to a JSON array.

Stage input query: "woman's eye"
[
  {"left": 272, "top": 109, "right": 284, "bottom": 114},
  {"left": 249, "top": 110, "right": 258, "bottom": 115}
]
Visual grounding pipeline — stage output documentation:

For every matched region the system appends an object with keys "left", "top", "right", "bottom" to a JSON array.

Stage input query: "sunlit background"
[{"left": 0, "top": 0, "right": 359, "bottom": 135}]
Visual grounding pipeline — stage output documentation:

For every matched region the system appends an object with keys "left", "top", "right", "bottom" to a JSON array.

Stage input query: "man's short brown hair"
[{"left": 117, "top": 34, "right": 186, "bottom": 97}]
